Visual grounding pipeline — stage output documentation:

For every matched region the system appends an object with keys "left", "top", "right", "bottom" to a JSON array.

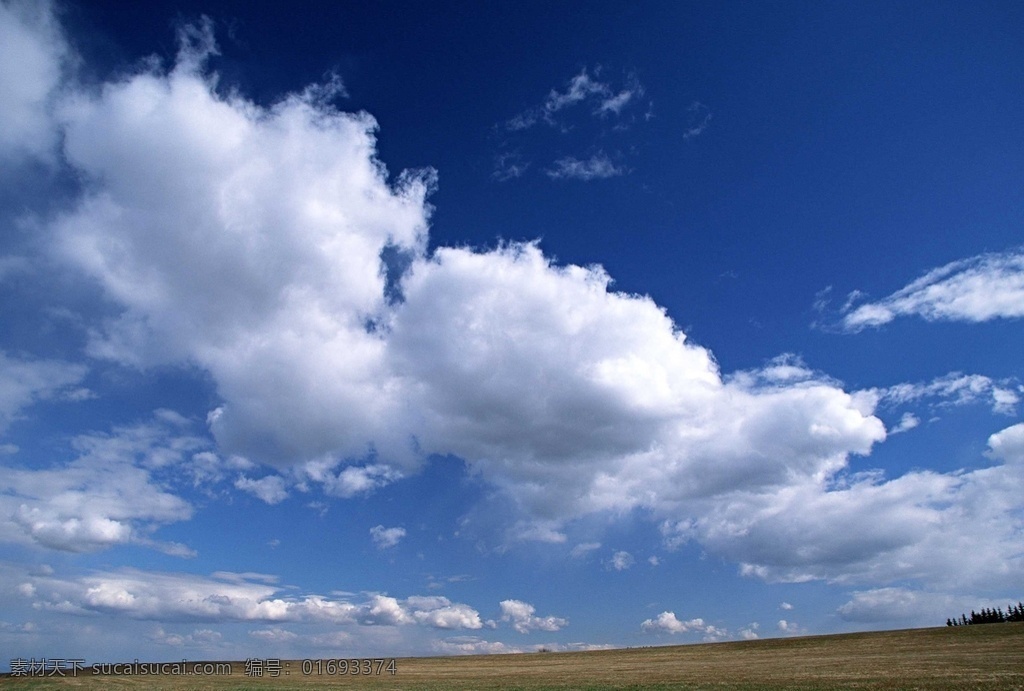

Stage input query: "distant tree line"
[{"left": 946, "top": 602, "right": 1024, "bottom": 627}]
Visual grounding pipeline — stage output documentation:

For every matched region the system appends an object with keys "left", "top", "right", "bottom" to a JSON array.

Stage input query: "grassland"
[{"left": 3, "top": 623, "right": 1022, "bottom": 690}]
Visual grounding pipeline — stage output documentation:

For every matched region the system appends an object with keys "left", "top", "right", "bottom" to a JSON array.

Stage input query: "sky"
[{"left": 1, "top": 0, "right": 1022, "bottom": 667}]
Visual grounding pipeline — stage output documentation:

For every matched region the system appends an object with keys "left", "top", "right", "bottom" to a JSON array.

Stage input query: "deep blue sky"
[{"left": 1, "top": 0, "right": 1022, "bottom": 667}]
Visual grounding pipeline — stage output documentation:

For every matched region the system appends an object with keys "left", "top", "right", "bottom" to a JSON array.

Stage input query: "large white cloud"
[
  {"left": 663, "top": 422, "right": 1024, "bottom": 590},
  {"left": 53, "top": 18, "right": 432, "bottom": 470},
  {"left": 11, "top": 11, "right": 1020, "bottom": 600},
  {"left": 842, "top": 248, "right": 1024, "bottom": 330}
]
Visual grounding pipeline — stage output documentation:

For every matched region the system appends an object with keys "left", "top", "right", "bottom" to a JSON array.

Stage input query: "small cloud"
[
  {"left": 777, "top": 619, "right": 804, "bottom": 635},
  {"left": 500, "top": 599, "right": 567, "bottom": 633},
  {"left": 889, "top": 412, "right": 920, "bottom": 435},
  {"left": 648, "top": 556, "right": 660, "bottom": 566},
  {"left": 493, "top": 150, "right": 530, "bottom": 181},
  {"left": 641, "top": 611, "right": 707, "bottom": 634},
  {"left": 779, "top": 601, "right": 793, "bottom": 611},
  {"left": 608, "top": 550, "right": 635, "bottom": 571},
  {"left": 370, "top": 524, "right": 406, "bottom": 549},
  {"left": 739, "top": 622, "right": 760, "bottom": 640},
  {"left": 682, "top": 101, "right": 712, "bottom": 140},
  {"left": 547, "top": 152, "right": 625, "bottom": 180},
  {"left": 234, "top": 475, "right": 288, "bottom": 505}
]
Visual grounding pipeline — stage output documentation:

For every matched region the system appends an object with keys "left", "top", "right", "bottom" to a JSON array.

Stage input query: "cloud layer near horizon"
[{"left": 2, "top": 6, "right": 1022, "bottom": 606}]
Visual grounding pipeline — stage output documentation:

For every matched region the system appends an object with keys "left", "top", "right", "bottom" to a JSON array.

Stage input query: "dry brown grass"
[{"left": 3, "top": 623, "right": 1023, "bottom": 690}]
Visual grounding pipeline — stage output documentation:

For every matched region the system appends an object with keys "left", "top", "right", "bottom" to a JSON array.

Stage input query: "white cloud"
[
  {"left": 779, "top": 601, "right": 793, "bottom": 611},
  {"left": 842, "top": 248, "right": 1024, "bottom": 330},
  {"left": 608, "top": 550, "right": 635, "bottom": 571},
  {"left": 406, "top": 596, "right": 484, "bottom": 630},
  {"left": 0, "top": 419, "right": 200, "bottom": 553},
  {"left": 234, "top": 475, "right": 288, "bottom": 505},
  {"left": 889, "top": 412, "right": 920, "bottom": 435},
  {"left": 370, "top": 525, "right": 406, "bottom": 549},
  {"left": 776, "top": 619, "right": 803, "bottom": 635},
  {"left": 546, "top": 152, "right": 625, "bottom": 180},
  {"left": 0, "top": 351, "right": 87, "bottom": 435},
  {"left": 432, "top": 635, "right": 523, "bottom": 655},
  {"left": 19, "top": 567, "right": 485, "bottom": 632},
  {"left": 15, "top": 15, "right": 1020, "bottom": 601},
  {"left": 53, "top": 21, "right": 433, "bottom": 471},
  {"left": 661, "top": 422, "right": 1024, "bottom": 591},
  {"left": 499, "top": 599, "right": 567, "bottom": 634},
  {"left": 875, "top": 372, "right": 1018, "bottom": 416},
  {"left": 640, "top": 611, "right": 712, "bottom": 635},
  {"left": 0, "top": 0, "right": 68, "bottom": 164}
]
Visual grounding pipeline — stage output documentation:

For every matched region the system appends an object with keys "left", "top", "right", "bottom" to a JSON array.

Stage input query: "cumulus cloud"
[
  {"left": 370, "top": 525, "right": 406, "bottom": 549},
  {"left": 660, "top": 422, "right": 1024, "bottom": 591},
  {"left": 0, "top": 418, "right": 202, "bottom": 553},
  {"left": 842, "top": 248, "right": 1024, "bottom": 330},
  {"left": 12, "top": 14, "right": 1020, "bottom": 601},
  {"left": 776, "top": 619, "right": 803, "bottom": 635},
  {"left": 640, "top": 611, "right": 716, "bottom": 636},
  {"left": 499, "top": 599, "right": 567, "bottom": 633},
  {"left": 53, "top": 19, "right": 433, "bottom": 470},
  {"left": 0, "top": 0, "right": 68, "bottom": 164}
]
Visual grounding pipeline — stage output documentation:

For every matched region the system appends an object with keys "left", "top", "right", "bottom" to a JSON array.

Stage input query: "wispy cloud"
[
  {"left": 682, "top": 101, "right": 713, "bottom": 140},
  {"left": 546, "top": 152, "right": 625, "bottom": 180},
  {"left": 496, "top": 67, "right": 649, "bottom": 180},
  {"left": 842, "top": 248, "right": 1024, "bottom": 330},
  {"left": 874, "top": 372, "right": 1019, "bottom": 416}
]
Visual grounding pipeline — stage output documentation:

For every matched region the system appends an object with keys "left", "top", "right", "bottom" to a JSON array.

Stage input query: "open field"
[{"left": 4, "top": 623, "right": 1023, "bottom": 690}]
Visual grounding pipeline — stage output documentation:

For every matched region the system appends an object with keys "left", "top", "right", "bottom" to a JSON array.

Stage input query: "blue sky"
[{"left": 1, "top": 0, "right": 1022, "bottom": 666}]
